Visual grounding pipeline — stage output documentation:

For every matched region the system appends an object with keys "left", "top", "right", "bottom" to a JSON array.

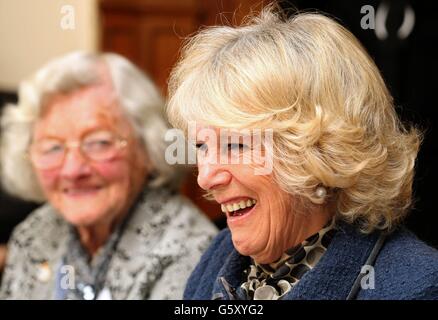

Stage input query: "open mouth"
[{"left": 221, "top": 198, "right": 257, "bottom": 217}]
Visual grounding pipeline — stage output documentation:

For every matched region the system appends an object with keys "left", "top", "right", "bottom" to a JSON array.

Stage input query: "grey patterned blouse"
[{"left": 0, "top": 187, "right": 218, "bottom": 299}]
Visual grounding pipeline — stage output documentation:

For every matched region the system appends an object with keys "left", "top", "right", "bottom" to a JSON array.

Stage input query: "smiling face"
[
  {"left": 196, "top": 125, "right": 331, "bottom": 264},
  {"left": 31, "top": 80, "right": 148, "bottom": 228}
]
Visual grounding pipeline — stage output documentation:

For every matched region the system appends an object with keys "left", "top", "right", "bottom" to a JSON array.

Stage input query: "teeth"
[{"left": 220, "top": 199, "right": 257, "bottom": 214}]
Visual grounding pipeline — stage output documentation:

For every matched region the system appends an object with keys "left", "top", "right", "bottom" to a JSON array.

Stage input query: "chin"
[
  {"left": 231, "top": 235, "right": 254, "bottom": 257},
  {"left": 231, "top": 234, "right": 275, "bottom": 263},
  {"left": 60, "top": 208, "right": 107, "bottom": 227}
]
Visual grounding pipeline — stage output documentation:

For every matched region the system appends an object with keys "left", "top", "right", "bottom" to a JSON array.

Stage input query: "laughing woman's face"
[{"left": 195, "top": 125, "right": 305, "bottom": 264}]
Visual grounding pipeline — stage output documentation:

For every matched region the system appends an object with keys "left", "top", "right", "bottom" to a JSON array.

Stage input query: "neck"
[
  {"left": 253, "top": 202, "right": 335, "bottom": 264},
  {"left": 75, "top": 181, "right": 145, "bottom": 256},
  {"left": 75, "top": 183, "right": 145, "bottom": 256},
  {"left": 289, "top": 208, "right": 333, "bottom": 249},
  {"left": 76, "top": 212, "right": 126, "bottom": 257}
]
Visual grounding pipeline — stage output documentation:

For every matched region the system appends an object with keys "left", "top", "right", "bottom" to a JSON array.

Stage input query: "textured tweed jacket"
[
  {"left": 0, "top": 187, "right": 218, "bottom": 299},
  {"left": 184, "top": 222, "right": 438, "bottom": 300}
]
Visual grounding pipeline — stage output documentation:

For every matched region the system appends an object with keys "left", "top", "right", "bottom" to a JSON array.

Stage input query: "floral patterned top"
[{"left": 0, "top": 187, "right": 218, "bottom": 299}]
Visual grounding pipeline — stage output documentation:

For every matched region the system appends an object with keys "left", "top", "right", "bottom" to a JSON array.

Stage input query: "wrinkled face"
[
  {"left": 196, "top": 125, "right": 300, "bottom": 264},
  {"left": 31, "top": 82, "right": 148, "bottom": 227}
]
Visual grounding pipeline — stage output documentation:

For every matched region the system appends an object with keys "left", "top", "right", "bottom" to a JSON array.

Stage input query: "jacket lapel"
[
  {"left": 26, "top": 207, "right": 69, "bottom": 299},
  {"left": 105, "top": 188, "right": 182, "bottom": 300},
  {"left": 284, "top": 222, "right": 382, "bottom": 299},
  {"left": 212, "top": 249, "right": 251, "bottom": 300}
]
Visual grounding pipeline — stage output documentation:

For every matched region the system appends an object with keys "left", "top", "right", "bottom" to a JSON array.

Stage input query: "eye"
[
  {"left": 83, "top": 130, "right": 116, "bottom": 152},
  {"left": 84, "top": 139, "right": 114, "bottom": 151},
  {"left": 35, "top": 141, "right": 64, "bottom": 155},
  {"left": 43, "top": 144, "right": 63, "bottom": 155},
  {"left": 195, "top": 143, "right": 208, "bottom": 153},
  {"left": 91, "top": 139, "right": 112, "bottom": 146}
]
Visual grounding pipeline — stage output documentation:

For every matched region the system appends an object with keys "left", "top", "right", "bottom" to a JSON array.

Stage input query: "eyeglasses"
[{"left": 29, "top": 130, "right": 128, "bottom": 170}]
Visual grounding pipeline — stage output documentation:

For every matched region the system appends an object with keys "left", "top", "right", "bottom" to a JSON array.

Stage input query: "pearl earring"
[{"left": 315, "top": 186, "right": 327, "bottom": 199}]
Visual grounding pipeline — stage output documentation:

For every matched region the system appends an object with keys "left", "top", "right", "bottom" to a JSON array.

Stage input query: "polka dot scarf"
[{"left": 241, "top": 219, "right": 337, "bottom": 300}]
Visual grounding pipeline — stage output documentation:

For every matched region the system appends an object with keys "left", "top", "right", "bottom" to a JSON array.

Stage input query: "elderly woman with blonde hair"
[
  {"left": 167, "top": 6, "right": 438, "bottom": 299},
  {"left": 0, "top": 51, "right": 217, "bottom": 299}
]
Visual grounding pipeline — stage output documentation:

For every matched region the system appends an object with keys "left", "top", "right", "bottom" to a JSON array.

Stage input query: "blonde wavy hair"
[{"left": 167, "top": 6, "right": 422, "bottom": 232}]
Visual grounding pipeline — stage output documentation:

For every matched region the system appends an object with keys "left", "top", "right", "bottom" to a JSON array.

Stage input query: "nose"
[
  {"left": 59, "top": 148, "right": 92, "bottom": 180},
  {"left": 197, "top": 162, "right": 232, "bottom": 191}
]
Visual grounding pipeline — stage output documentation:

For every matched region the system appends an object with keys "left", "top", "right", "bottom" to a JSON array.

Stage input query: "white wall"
[{"left": 0, "top": 0, "right": 99, "bottom": 91}]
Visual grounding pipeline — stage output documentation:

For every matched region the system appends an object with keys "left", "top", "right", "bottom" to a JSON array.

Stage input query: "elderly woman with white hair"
[
  {"left": 167, "top": 7, "right": 438, "bottom": 300},
  {"left": 0, "top": 51, "right": 217, "bottom": 299}
]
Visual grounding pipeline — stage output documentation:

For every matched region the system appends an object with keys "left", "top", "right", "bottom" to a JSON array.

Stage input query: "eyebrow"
[{"left": 36, "top": 125, "right": 118, "bottom": 141}]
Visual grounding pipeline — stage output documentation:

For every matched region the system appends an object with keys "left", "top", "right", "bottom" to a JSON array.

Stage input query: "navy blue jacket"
[{"left": 184, "top": 222, "right": 438, "bottom": 299}]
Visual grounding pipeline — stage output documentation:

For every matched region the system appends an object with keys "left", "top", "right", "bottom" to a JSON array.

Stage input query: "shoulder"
[
  {"left": 1, "top": 204, "right": 68, "bottom": 299},
  {"left": 382, "top": 227, "right": 438, "bottom": 263},
  {"left": 117, "top": 188, "right": 219, "bottom": 299},
  {"left": 151, "top": 192, "right": 219, "bottom": 273},
  {"left": 8, "top": 203, "right": 67, "bottom": 248},
  {"left": 173, "top": 194, "right": 219, "bottom": 237},
  {"left": 184, "top": 228, "right": 234, "bottom": 299},
  {"left": 361, "top": 227, "right": 438, "bottom": 299},
  {"left": 117, "top": 186, "right": 219, "bottom": 256},
  {"left": 189, "top": 228, "right": 234, "bottom": 272},
  {"left": 144, "top": 190, "right": 219, "bottom": 257}
]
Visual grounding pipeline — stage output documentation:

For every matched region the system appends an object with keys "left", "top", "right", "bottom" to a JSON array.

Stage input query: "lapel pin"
[{"left": 36, "top": 261, "right": 51, "bottom": 282}]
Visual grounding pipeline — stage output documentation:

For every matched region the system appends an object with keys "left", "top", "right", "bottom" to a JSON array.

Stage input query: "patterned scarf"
[
  {"left": 60, "top": 192, "right": 144, "bottom": 300},
  {"left": 241, "top": 219, "right": 337, "bottom": 300}
]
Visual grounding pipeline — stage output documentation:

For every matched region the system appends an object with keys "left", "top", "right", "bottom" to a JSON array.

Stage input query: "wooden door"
[{"left": 99, "top": 0, "right": 264, "bottom": 223}]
